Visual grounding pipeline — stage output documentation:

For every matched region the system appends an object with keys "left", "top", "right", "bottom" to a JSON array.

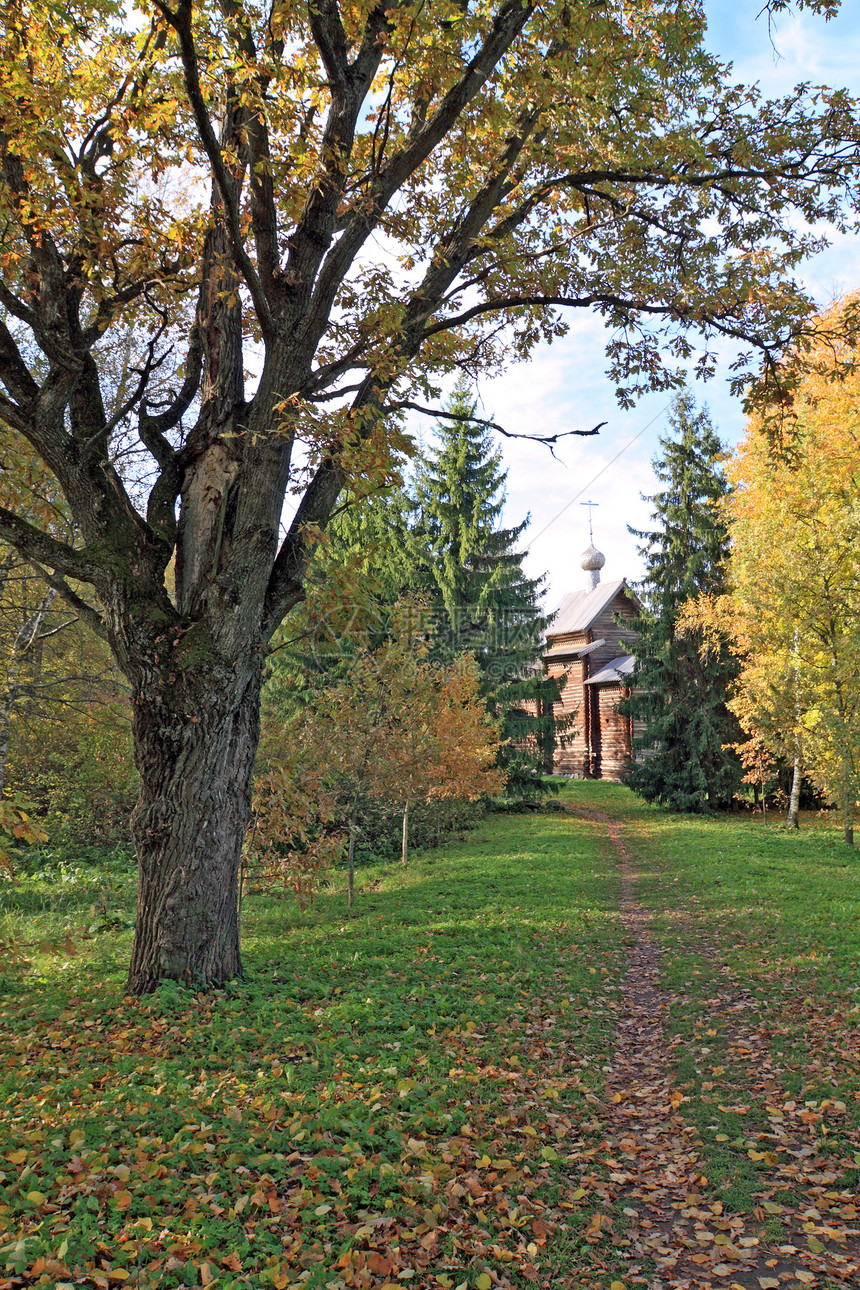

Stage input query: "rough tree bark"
[{"left": 127, "top": 655, "right": 263, "bottom": 991}]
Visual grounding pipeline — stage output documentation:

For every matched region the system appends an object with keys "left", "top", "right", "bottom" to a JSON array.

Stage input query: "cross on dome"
[{"left": 579, "top": 501, "right": 605, "bottom": 589}]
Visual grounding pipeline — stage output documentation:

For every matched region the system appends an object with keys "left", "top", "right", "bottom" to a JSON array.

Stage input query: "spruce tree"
[
  {"left": 624, "top": 391, "right": 742, "bottom": 811},
  {"left": 411, "top": 386, "right": 558, "bottom": 794},
  {"left": 280, "top": 386, "right": 559, "bottom": 796}
]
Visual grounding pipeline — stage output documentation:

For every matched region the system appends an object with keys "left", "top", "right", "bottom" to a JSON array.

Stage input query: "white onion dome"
[{"left": 580, "top": 544, "right": 605, "bottom": 573}]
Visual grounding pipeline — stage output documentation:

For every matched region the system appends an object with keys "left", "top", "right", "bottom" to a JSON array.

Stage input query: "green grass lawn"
[
  {"left": 0, "top": 785, "right": 858, "bottom": 1290},
  {"left": 0, "top": 803, "right": 628, "bottom": 1290}
]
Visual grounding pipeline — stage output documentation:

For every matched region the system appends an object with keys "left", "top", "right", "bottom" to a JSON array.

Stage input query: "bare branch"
[
  {"left": 0, "top": 319, "right": 40, "bottom": 408},
  {"left": 29, "top": 617, "right": 76, "bottom": 644},
  {"left": 0, "top": 281, "right": 37, "bottom": 331},
  {"left": 81, "top": 278, "right": 158, "bottom": 349},
  {"left": 421, "top": 292, "right": 685, "bottom": 340},
  {"left": 393, "top": 400, "right": 606, "bottom": 445},
  {"left": 139, "top": 323, "right": 203, "bottom": 466},
  {"left": 0, "top": 390, "right": 31, "bottom": 438},
  {"left": 81, "top": 331, "right": 171, "bottom": 458},
  {"left": 304, "top": 381, "right": 365, "bottom": 402}
]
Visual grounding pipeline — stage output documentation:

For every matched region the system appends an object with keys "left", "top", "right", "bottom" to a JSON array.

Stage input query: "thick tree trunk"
[{"left": 126, "top": 663, "right": 263, "bottom": 995}]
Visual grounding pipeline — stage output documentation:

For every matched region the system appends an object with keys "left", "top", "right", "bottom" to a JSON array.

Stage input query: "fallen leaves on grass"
[
  {"left": 566, "top": 805, "right": 860, "bottom": 1290},
  {"left": 0, "top": 808, "right": 629, "bottom": 1289},
  {"left": 3, "top": 791, "right": 858, "bottom": 1290}
]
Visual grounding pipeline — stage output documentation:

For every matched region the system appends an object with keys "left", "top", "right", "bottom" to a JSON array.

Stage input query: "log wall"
[
  {"left": 547, "top": 656, "right": 588, "bottom": 777},
  {"left": 544, "top": 588, "right": 641, "bottom": 780},
  {"left": 594, "top": 684, "right": 632, "bottom": 781}
]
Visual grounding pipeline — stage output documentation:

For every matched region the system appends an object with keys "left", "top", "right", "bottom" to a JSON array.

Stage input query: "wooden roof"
[
  {"left": 583, "top": 653, "right": 636, "bottom": 686},
  {"left": 547, "top": 579, "right": 639, "bottom": 638}
]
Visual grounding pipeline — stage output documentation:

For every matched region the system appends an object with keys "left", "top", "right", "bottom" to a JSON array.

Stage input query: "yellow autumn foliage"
[{"left": 682, "top": 297, "right": 860, "bottom": 837}]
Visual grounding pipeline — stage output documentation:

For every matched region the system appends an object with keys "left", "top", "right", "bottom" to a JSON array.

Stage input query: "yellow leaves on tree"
[
  {"left": 246, "top": 610, "right": 503, "bottom": 906},
  {"left": 394, "top": 651, "right": 506, "bottom": 868},
  {"left": 681, "top": 297, "right": 860, "bottom": 841}
]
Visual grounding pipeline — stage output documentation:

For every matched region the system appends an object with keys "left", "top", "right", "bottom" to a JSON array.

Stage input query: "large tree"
[
  {"left": 0, "top": 0, "right": 858, "bottom": 991},
  {"left": 624, "top": 391, "right": 742, "bottom": 811}
]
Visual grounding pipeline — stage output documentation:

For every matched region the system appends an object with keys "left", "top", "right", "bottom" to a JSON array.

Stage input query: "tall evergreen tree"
[
  {"left": 279, "top": 386, "right": 559, "bottom": 795},
  {"left": 410, "top": 387, "right": 558, "bottom": 793},
  {"left": 624, "top": 391, "right": 741, "bottom": 811}
]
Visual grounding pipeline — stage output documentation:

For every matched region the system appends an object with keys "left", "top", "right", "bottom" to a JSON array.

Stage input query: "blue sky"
[{"left": 479, "top": 0, "right": 860, "bottom": 606}]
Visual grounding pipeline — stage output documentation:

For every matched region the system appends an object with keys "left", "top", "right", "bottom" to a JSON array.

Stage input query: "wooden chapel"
[{"left": 542, "top": 541, "right": 643, "bottom": 780}]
